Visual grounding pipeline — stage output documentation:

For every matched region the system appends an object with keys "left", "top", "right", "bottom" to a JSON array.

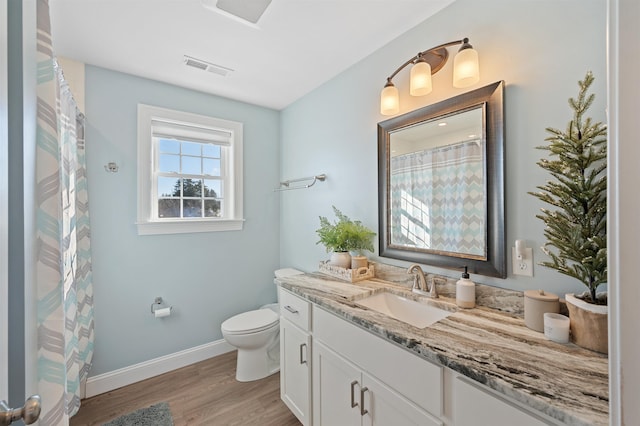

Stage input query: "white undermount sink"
[{"left": 356, "top": 291, "right": 453, "bottom": 329}]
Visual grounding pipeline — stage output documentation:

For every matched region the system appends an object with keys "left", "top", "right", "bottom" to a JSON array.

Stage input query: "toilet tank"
[
  {"left": 260, "top": 303, "right": 279, "bottom": 314},
  {"left": 273, "top": 268, "right": 303, "bottom": 304}
]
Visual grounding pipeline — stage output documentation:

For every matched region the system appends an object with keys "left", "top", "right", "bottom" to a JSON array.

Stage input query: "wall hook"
[{"left": 104, "top": 162, "right": 119, "bottom": 173}]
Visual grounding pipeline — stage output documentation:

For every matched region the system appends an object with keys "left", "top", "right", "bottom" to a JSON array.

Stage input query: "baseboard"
[{"left": 85, "top": 339, "right": 234, "bottom": 398}]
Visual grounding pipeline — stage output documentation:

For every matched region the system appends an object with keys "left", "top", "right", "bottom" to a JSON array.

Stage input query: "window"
[{"left": 137, "top": 104, "right": 244, "bottom": 235}]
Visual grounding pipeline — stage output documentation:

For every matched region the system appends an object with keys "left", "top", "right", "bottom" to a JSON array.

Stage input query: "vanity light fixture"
[{"left": 380, "top": 37, "right": 480, "bottom": 115}]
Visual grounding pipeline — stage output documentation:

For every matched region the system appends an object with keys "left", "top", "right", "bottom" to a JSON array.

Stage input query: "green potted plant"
[
  {"left": 316, "top": 206, "right": 376, "bottom": 269},
  {"left": 529, "top": 71, "right": 608, "bottom": 353}
]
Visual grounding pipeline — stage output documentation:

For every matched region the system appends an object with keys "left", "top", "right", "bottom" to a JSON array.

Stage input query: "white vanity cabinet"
[
  {"left": 279, "top": 289, "right": 312, "bottom": 426},
  {"left": 278, "top": 285, "right": 569, "bottom": 426},
  {"left": 312, "top": 307, "right": 443, "bottom": 426}
]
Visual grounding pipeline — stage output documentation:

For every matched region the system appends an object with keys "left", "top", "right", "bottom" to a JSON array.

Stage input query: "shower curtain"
[
  {"left": 390, "top": 139, "right": 485, "bottom": 256},
  {"left": 36, "top": 1, "right": 95, "bottom": 424}
]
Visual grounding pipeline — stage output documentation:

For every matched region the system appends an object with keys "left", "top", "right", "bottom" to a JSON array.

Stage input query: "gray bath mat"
[{"left": 102, "top": 402, "right": 174, "bottom": 426}]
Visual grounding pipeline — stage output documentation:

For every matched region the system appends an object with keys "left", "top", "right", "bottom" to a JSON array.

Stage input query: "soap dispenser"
[{"left": 456, "top": 266, "right": 476, "bottom": 308}]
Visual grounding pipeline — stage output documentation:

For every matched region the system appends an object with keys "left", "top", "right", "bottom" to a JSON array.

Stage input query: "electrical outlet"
[{"left": 512, "top": 247, "right": 533, "bottom": 276}]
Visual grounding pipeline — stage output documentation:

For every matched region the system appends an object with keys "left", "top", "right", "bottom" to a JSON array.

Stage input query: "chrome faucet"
[{"left": 407, "top": 264, "right": 438, "bottom": 298}]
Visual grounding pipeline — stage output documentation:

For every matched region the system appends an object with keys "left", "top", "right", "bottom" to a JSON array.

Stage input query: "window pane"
[
  {"left": 158, "top": 199, "right": 180, "bottom": 218},
  {"left": 204, "top": 179, "right": 222, "bottom": 198},
  {"left": 182, "top": 156, "right": 201, "bottom": 175},
  {"left": 203, "top": 144, "right": 220, "bottom": 158},
  {"left": 204, "top": 199, "right": 221, "bottom": 217},
  {"left": 158, "top": 177, "right": 180, "bottom": 197},
  {"left": 182, "top": 179, "right": 202, "bottom": 197},
  {"left": 203, "top": 158, "right": 221, "bottom": 176},
  {"left": 181, "top": 141, "right": 201, "bottom": 156},
  {"left": 159, "top": 154, "right": 180, "bottom": 173},
  {"left": 183, "top": 199, "right": 202, "bottom": 218},
  {"left": 159, "top": 139, "right": 179, "bottom": 153}
]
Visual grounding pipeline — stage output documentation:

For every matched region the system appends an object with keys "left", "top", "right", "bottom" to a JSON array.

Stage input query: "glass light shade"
[
  {"left": 380, "top": 84, "right": 400, "bottom": 116},
  {"left": 453, "top": 47, "right": 479, "bottom": 88},
  {"left": 410, "top": 61, "right": 432, "bottom": 96}
]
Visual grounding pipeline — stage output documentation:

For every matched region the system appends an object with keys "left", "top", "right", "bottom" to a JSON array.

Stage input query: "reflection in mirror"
[
  {"left": 378, "top": 81, "right": 505, "bottom": 278},
  {"left": 389, "top": 107, "right": 486, "bottom": 258}
]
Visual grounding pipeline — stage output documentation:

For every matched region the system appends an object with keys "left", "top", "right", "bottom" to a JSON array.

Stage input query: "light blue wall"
[
  {"left": 85, "top": 66, "right": 281, "bottom": 375},
  {"left": 280, "top": 0, "right": 607, "bottom": 296}
]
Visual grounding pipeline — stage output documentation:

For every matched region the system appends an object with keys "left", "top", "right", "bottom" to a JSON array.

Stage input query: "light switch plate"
[{"left": 512, "top": 247, "right": 533, "bottom": 276}]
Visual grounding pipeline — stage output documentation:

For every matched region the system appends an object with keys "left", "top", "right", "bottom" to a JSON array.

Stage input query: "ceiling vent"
[
  {"left": 214, "top": 0, "right": 272, "bottom": 24},
  {"left": 183, "top": 55, "right": 234, "bottom": 77},
  {"left": 201, "top": 0, "right": 272, "bottom": 26}
]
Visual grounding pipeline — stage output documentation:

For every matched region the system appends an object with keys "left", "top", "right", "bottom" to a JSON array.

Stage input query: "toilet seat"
[{"left": 221, "top": 309, "right": 279, "bottom": 335}]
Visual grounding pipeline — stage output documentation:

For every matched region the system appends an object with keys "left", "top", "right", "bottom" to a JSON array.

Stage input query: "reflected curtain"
[
  {"left": 36, "top": 1, "right": 95, "bottom": 424},
  {"left": 390, "top": 140, "right": 485, "bottom": 256}
]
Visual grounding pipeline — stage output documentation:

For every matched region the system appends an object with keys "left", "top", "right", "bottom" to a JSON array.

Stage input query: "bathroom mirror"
[{"left": 378, "top": 81, "right": 505, "bottom": 278}]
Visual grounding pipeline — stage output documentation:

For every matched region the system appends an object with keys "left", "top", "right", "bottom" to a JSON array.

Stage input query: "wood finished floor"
[{"left": 70, "top": 351, "right": 301, "bottom": 426}]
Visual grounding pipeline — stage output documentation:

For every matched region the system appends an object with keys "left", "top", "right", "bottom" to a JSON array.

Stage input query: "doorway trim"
[{"left": 1, "top": 0, "right": 10, "bottom": 399}]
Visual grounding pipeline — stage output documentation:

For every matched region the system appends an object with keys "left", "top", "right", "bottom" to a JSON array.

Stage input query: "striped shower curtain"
[
  {"left": 390, "top": 139, "right": 485, "bottom": 257},
  {"left": 36, "top": 1, "right": 94, "bottom": 424}
]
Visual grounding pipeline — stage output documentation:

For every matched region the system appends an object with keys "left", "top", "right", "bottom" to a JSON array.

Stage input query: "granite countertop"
[{"left": 276, "top": 272, "right": 609, "bottom": 426}]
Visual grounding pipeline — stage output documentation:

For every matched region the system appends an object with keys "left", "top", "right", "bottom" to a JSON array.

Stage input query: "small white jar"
[{"left": 544, "top": 313, "right": 570, "bottom": 343}]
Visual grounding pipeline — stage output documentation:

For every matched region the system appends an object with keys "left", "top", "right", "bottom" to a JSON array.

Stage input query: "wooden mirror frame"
[{"left": 377, "top": 81, "right": 506, "bottom": 278}]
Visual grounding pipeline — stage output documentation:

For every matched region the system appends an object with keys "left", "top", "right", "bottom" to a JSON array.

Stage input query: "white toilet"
[{"left": 221, "top": 268, "right": 303, "bottom": 382}]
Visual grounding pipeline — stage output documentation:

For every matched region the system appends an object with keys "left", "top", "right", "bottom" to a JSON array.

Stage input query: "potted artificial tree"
[
  {"left": 529, "top": 71, "right": 608, "bottom": 353},
  {"left": 316, "top": 206, "right": 376, "bottom": 269}
]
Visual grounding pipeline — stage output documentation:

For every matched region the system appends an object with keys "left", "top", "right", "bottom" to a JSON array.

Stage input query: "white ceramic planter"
[{"left": 329, "top": 252, "right": 352, "bottom": 269}]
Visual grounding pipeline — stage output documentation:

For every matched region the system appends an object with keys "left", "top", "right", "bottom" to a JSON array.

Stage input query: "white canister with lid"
[{"left": 524, "top": 289, "right": 560, "bottom": 332}]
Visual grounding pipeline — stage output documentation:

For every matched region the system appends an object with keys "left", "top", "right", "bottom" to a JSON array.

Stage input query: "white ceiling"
[{"left": 49, "top": 0, "right": 455, "bottom": 110}]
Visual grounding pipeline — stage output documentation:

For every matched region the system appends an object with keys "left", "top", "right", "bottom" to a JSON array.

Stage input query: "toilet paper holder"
[{"left": 151, "top": 297, "right": 172, "bottom": 315}]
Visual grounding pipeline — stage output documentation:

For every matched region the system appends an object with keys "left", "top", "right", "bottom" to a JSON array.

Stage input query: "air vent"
[
  {"left": 201, "top": 0, "right": 272, "bottom": 25},
  {"left": 215, "top": 0, "right": 272, "bottom": 24},
  {"left": 183, "top": 55, "right": 234, "bottom": 77}
]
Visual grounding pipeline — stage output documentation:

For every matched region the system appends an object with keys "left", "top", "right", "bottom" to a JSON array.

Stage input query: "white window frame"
[{"left": 137, "top": 104, "right": 244, "bottom": 235}]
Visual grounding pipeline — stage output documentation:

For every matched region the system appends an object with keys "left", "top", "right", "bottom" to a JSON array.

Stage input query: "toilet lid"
[{"left": 221, "top": 309, "right": 279, "bottom": 334}]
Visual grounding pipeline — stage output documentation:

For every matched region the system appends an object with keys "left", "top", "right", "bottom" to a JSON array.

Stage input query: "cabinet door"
[
  {"left": 313, "top": 341, "right": 362, "bottom": 426},
  {"left": 453, "top": 376, "right": 550, "bottom": 426},
  {"left": 314, "top": 303, "right": 443, "bottom": 417},
  {"left": 280, "top": 317, "right": 312, "bottom": 426},
  {"left": 362, "top": 374, "right": 442, "bottom": 426}
]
